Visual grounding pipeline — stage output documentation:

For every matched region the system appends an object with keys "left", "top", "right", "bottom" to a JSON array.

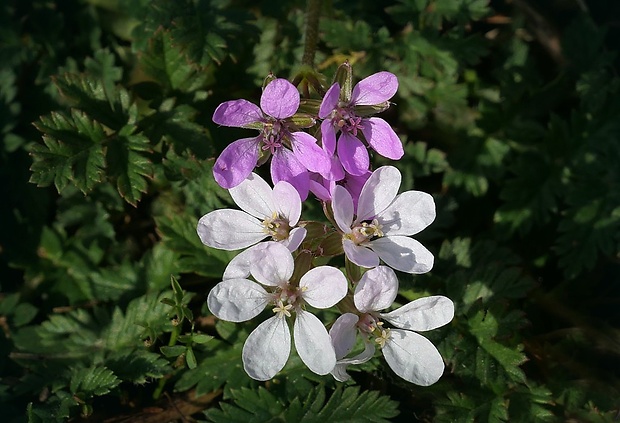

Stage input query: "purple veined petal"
[
  {"left": 271, "top": 147, "right": 310, "bottom": 201},
  {"left": 222, "top": 242, "right": 277, "bottom": 279},
  {"left": 273, "top": 180, "right": 302, "bottom": 225},
  {"left": 325, "top": 155, "right": 346, "bottom": 181},
  {"left": 382, "top": 329, "right": 444, "bottom": 386},
  {"left": 309, "top": 176, "right": 332, "bottom": 202},
  {"left": 337, "top": 132, "right": 369, "bottom": 177},
  {"left": 213, "top": 99, "right": 263, "bottom": 127},
  {"left": 343, "top": 239, "right": 380, "bottom": 268},
  {"left": 294, "top": 310, "right": 336, "bottom": 375},
  {"left": 377, "top": 190, "right": 436, "bottom": 236},
  {"left": 281, "top": 227, "right": 307, "bottom": 252},
  {"left": 321, "top": 119, "right": 337, "bottom": 156},
  {"left": 299, "top": 266, "right": 348, "bottom": 309},
  {"left": 354, "top": 266, "right": 399, "bottom": 313},
  {"left": 369, "top": 236, "right": 434, "bottom": 274},
  {"left": 290, "top": 131, "right": 331, "bottom": 177},
  {"left": 250, "top": 242, "right": 295, "bottom": 287},
  {"left": 329, "top": 313, "right": 359, "bottom": 360},
  {"left": 229, "top": 172, "right": 275, "bottom": 220},
  {"left": 331, "top": 341, "right": 375, "bottom": 382},
  {"left": 243, "top": 315, "right": 291, "bottom": 381},
  {"left": 207, "top": 279, "right": 269, "bottom": 322},
  {"left": 350, "top": 71, "right": 398, "bottom": 106},
  {"left": 197, "top": 209, "right": 265, "bottom": 251},
  {"left": 332, "top": 185, "right": 355, "bottom": 233},
  {"left": 342, "top": 171, "right": 371, "bottom": 213},
  {"left": 361, "top": 117, "right": 404, "bottom": 160},
  {"left": 260, "top": 78, "right": 300, "bottom": 119},
  {"left": 319, "top": 83, "right": 340, "bottom": 119},
  {"left": 356, "top": 166, "right": 401, "bottom": 223},
  {"left": 380, "top": 296, "right": 455, "bottom": 332},
  {"left": 213, "top": 137, "right": 261, "bottom": 189}
]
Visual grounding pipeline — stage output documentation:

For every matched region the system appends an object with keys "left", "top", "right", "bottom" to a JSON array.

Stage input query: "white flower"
[
  {"left": 207, "top": 242, "right": 348, "bottom": 381},
  {"left": 330, "top": 266, "right": 454, "bottom": 385},
  {"left": 197, "top": 172, "right": 307, "bottom": 252},
  {"left": 331, "top": 165, "right": 436, "bottom": 273}
]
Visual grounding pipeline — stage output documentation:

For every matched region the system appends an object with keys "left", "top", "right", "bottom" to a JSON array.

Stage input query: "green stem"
[
  {"left": 153, "top": 322, "right": 182, "bottom": 400},
  {"left": 301, "top": 0, "right": 321, "bottom": 67}
]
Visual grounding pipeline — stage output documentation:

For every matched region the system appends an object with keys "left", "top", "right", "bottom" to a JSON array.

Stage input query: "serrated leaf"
[
  {"left": 70, "top": 366, "right": 120, "bottom": 397},
  {"left": 106, "top": 132, "right": 152, "bottom": 206}
]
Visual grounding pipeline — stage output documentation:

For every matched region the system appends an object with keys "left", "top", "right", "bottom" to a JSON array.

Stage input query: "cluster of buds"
[{"left": 197, "top": 64, "right": 454, "bottom": 385}]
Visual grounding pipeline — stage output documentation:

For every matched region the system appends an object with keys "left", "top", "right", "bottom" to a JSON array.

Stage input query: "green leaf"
[
  {"left": 106, "top": 132, "right": 152, "bottom": 206},
  {"left": 160, "top": 345, "right": 187, "bottom": 357},
  {"left": 69, "top": 366, "right": 120, "bottom": 397}
]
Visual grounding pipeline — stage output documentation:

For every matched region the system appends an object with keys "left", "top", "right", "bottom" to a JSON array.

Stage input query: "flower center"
[
  {"left": 270, "top": 285, "right": 306, "bottom": 319},
  {"left": 261, "top": 120, "right": 287, "bottom": 154},
  {"left": 334, "top": 108, "right": 364, "bottom": 136},
  {"left": 262, "top": 212, "right": 292, "bottom": 241},
  {"left": 357, "top": 314, "right": 391, "bottom": 349},
  {"left": 345, "top": 219, "right": 383, "bottom": 245}
]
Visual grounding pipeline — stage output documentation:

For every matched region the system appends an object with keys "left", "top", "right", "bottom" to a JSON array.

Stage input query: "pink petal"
[
  {"left": 351, "top": 71, "right": 398, "bottom": 106},
  {"left": 319, "top": 83, "right": 340, "bottom": 118},
  {"left": 260, "top": 78, "right": 300, "bottom": 119},
  {"left": 343, "top": 239, "right": 380, "bottom": 268},
  {"left": 320, "top": 119, "right": 337, "bottom": 155},
  {"left": 382, "top": 329, "right": 444, "bottom": 386},
  {"left": 353, "top": 266, "right": 399, "bottom": 313},
  {"left": 337, "top": 132, "right": 369, "bottom": 176},
  {"left": 361, "top": 117, "right": 404, "bottom": 160},
  {"left": 213, "top": 137, "right": 260, "bottom": 189},
  {"left": 332, "top": 185, "right": 354, "bottom": 233},
  {"left": 290, "top": 132, "right": 331, "bottom": 176},
  {"left": 329, "top": 313, "right": 359, "bottom": 359},
  {"left": 271, "top": 148, "right": 310, "bottom": 201},
  {"left": 213, "top": 99, "right": 263, "bottom": 127}
]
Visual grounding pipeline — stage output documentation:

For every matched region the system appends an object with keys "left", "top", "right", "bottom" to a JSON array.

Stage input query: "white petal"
[
  {"left": 250, "top": 242, "right": 294, "bottom": 287},
  {"left": 370, "top": 236, "right": 434, "bottom": 274},
  {"left": 294, "top": 310, "right": 336, "bottom": 375},
  {"left": 331, "top": 341, "right": 376, "bottom": 382},
  {"left": 243, "top": 316, "right": 291, "bottom": 381},
  {"left": 377, "top": 191, "right": 435, "bottom": 236},
  {"left": 280, "top": 227, "right": 306, "bottom": 252},
  {"left": 229, "top": 173, "right": 276, "bottom": 219},
  {"left": 343, "top": 239, "right": 380, "bottom": 268},
  {"left": 329, "top": 313, "right": 359, "bottom": 359},
  {"left": 380, "top": 296, "right": 454, "bottom": 331},
  {"left": 356, "top": 166, "right": 401, "bottom": 223},
  {"left": 300, "top": 266, "right": 348, "bottom": 309},
  {"left": 354, "top": 266, "right": 398, "bottom": 313},
  {"left": 207, "top": 279, "right": 269, "bottom": 322},
  {"left": 197, "top": 209, "right": 265, "bottom": 250},
  {"left": 382, "top": 329, "right": 445, "bottom": 386},
  {"left": 332, "top": 185, "right": 354, "bottom": 233},
  {"left": 273, "top": 181, "right": 302, "bottom": 225},
  {"left": 222, "top": 242, "right": 273, "bottom": 279}
]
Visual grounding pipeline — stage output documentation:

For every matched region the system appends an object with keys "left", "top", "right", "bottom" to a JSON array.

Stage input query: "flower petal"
[
  {"left": 271, "top": 147, "right": 310, "bottom": 201},
  {"left": 290, "top": 131, "right": 331, "bottom": 176},
  {"left": 351, "top": 71, "right": 398, "bottom": 106},
  {"left": 212, "top": 99, "right": 263, "bottom": 127},
  {"left": 229, "top": 172, "right": 275, "bottom": 219},
  {"left": 207, "top": 279, "right": 269, "bottom": 322},
  {"left": 337, "top": 132, "right": 369, "bottom": 176},
  {"left": 273, "top": 181, "right": 302, "bottom": 225},
  {"left": 332, "top": 185, "right": 354, "bottom": 233},
  {"left": 361, "top": 117, "right": 404, "bottom": 160},
  {"left": 260, "top": 78, "right": 300, "bottom": 119},
  {"left": 380, "top": 296, "right": 454, "bottom": 331},
  {"left": 319, "top": 83, "right": 340, "bottom": 118},
  {"left": 369, "top": 236, "right": 434, "bottom": 274},
  {"left": 354, "top": 266, "right": 399, "bottom": 313},
  {"left": 243, "top": 316, "right": 291, "bottom": 381},
  {"left": 197, "top": 209, "right": 265, "bottom": 250},
  {"left": 321, "top": 119, "right": 337, "bottom": 155},
  {"left": 331, "top": 341, "right": 375, "bottom": 382},
  {"left": 377, "top": 191, "right": 436, "bottom": 236},
  {"left": 250, "top": 242, "right": 294, "bottom": 287},
  {"left": 222, "top": 242, "right": 275, "bottom": 279},
  {"left": 382, "top": 329, "right": 444, "bottom": 386},
  {"left": 294, "top": 310, "right": 336, "bottom": 375},
  {"left": 280, "top": 227, "right": 306, "bottom": 251},
  {"left": 300, "top": 266, "right": 348, "bottom": 308},
  {"left": 356, "top": 166, "right": 401, "bottom": 223},
  {"left": 213, "top": 137, "right": 260, "bottom": 189},
  {"left": 329, "top": 313, "right": 359, "bottom": 359},
  {"left": 343, "top": 239, "right": 380, "bottom": 268}
]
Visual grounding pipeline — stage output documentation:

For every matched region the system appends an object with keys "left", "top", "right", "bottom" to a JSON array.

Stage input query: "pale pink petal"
[
  {"left": 319, "top": 83, "right": 340, "bottom": 118},
  {"left": 273, "top": 181, "right": 302, "bottom": 225},
  {"left": 356, "top": 166, "right": 401, "bottom": 223},
  {"left": 250, "top": 242, "right": 294, "bottom": 287},
  {"left": 369, "top": 236, "right": 434, "bottom": 274},
  {"left": 299, "top": 266, "right": 348, "bottom": 308},
  {"left": 361, "top": 117, "right": 404, "bottom": 160},
  {"left": 337, "top": 132, "right": 369, "bottom": 176},
  {"left": 350, "top": 71, "right": 398, "bottom": 106},
  {"left": 343, "top": 239, "right": 380, "bottom": 268},
  {"left": 280, "top": 227, "right": 306, "bottom": 251},
  {"left": 229, "top": 172, "right": 275, "bottom": 219},
  {"left": 331, "top": 341, "right": 375, "bottom": 382},
  {"left": 329, "top": 313, "right": 359, "bottom": 359},
  {"left": 243, "top": 316, "right": 291, "bottom": 381},
  {"left": 207, "top": 279, "right": 269, "bottom": 322},
  {"left": 377, "top": 191, "right": 435, "bottom": 236},
  {"left": 381, "top": 296, "right": 454, "bottom": 332},
  {"left": 213, "top": 137, "right": 260, "bottom": 189},
  {"left": 260, "top": 78, "right": 300, "bottom": 119},
  {"left": 321, "top": 119, "right": 337, "bottom": 155},
  {"left": 332, "top": 185, "right": 354, "bottom": 233},
  {"left": 342, "top": 171, "right": 371, "bottom": 213},
  {"left": 290, "top": 131, "right": 331, "bottom": 176},
  {"left": 212, "top": 99, "right": 263, "bottom": 127},
  {"left": 271, "top": 148, "right": 310, "bottom": 201},
  {"left": 353, "top": 266, "right": 399, "bottom": 313},
  {"left": 197, "top": 209, "right": 265, "bottom": 250},
  {"left": 294, "top": 310, "right": 336, "bottom": 375},
  {"left": 222, "top": 242, "right": 276, "bottom": 279},
  {"left": 309, "top": 176, "right": 332, "bottom": 202},
  {"left": 382, "top": 329, "right": 444, "bottom": 386}
]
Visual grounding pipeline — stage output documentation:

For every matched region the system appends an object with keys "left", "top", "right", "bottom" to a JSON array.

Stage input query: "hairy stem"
[{"left": 301, "top": 0, "right": 321, "bottom": 67}]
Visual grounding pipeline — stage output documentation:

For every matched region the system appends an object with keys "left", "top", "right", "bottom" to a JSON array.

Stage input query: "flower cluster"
[{"left": 198, "top": 64, "right": 454, "bottom": 385}]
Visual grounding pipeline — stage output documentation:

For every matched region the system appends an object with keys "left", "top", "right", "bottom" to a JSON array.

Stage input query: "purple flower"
[
  {"left": 319, "top": 71, "right": 404, "bottom": 176},
  {"left": 212, "top": 78, "right": 330, "bottom": 199}
]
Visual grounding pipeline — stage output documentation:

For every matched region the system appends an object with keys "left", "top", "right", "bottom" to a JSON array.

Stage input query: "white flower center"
[
  {"left": 358, "top": 314, "right": 391, "bottom": 349},
  {"left": 262, "top": 212, "right": 292, "bottom": 241},
  {"left": 269, "top": 285, "right": 305, "bottom": 319},
  {"left": 345, "top": 219, "right": 383, "bottom": 245}
]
